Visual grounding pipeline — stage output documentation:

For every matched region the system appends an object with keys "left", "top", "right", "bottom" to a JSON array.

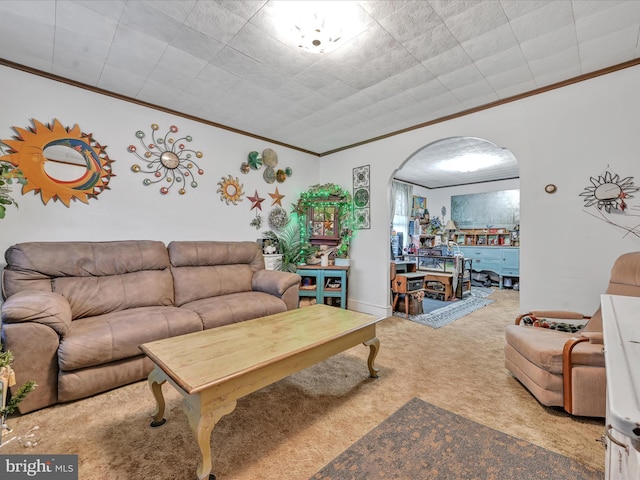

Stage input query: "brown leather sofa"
[{"left": 0, "top": 240, "right": 301, "bottom": 413}]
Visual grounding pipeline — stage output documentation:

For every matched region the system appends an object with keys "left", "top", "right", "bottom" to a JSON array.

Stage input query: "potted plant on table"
[
  {"left": 262, "top": 219, "right": 308, "bottom": 273},
  {"left": 334, "top": 226, "right": 352, "bottom": 266}
]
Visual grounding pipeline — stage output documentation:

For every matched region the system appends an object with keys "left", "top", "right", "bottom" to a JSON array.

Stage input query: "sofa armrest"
[
  {"left": 2, "top": 290, "right": 72, "bottom": 337},
  {"left": 252, "top": 269, "right": 301, "bottom": 297},
  {"left": 1, "top": 322, "right": 60, "bottom": 413},
  {"left": 581, "top": 331, "right": 603, "bottom": 344}
]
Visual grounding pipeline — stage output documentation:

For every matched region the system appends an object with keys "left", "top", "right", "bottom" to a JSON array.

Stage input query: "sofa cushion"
[
  {"left": 180, "top": 291, "right": 287, "bottom": 329},
  {"left": 504, "top": 325, "right": 605, "bottom": 374},
  {"left": 168, "top": 241, "right": 264, "bottom": 271},
  {"left": 53, "top": 269, "right": 174, "bottom": 319},
  {"left": 168, "top": 241, "right": 266, "bottom": 305},
  {"left": 58, "top": 306, "right": 202, "bottom": 371},
  {"left": 172, "top": 265, "right": 254, "bottom": 306},
  {"left": 58, "top": 355, "right": 154, "bottom": 404},
  {"left": 3, "top": 240, "right": 170, "bottom": 299}
]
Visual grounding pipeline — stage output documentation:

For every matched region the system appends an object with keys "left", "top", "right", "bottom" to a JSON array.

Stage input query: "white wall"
[
  {"left": 0, "top": 66, "right": 318, "bottom": 259},
  {"left": 320, "top": 64, "right": 640, "bottom": 317},
  {"left": 3, "top": 64, "right": 640, "bottom": 319}
]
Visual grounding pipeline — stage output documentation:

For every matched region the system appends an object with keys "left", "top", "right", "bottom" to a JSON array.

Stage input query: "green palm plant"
[{"left": 262, "top": 220, "right": 308, "bottom": 273}]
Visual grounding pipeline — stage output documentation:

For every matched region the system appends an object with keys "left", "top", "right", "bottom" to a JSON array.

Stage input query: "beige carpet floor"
[{"left": 0, "top": 289, "right": 605, "bottom": 479}]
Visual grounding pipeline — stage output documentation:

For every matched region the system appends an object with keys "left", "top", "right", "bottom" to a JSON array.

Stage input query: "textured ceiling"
[
  {"left": 394, "top": 136, "right": 519, "bottom": 188},
  {"left": 0, "top": 0, "right": 639, "bottom": 187}
]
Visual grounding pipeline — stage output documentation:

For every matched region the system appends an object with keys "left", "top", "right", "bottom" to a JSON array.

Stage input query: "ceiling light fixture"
[
  {"left": 436, "top": 153, "right": 502, "bottom": 173},
  {"left": 277, "top": 1, "right": 360, "bottom": 54}
]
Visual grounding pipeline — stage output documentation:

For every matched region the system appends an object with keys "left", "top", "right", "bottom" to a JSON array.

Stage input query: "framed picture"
[{"left": 312, "top": 221, "right": 324, "bottom": 236}]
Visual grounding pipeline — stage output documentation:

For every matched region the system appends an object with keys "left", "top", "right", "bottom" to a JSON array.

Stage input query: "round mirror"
[{"left": 43, "top": 144, "right": 88, "bottom": 182}]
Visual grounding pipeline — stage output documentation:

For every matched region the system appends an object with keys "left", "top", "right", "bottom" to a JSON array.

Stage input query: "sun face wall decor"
[
  {"left": 128, "top": 124, "right": 203, "bottom": 195},
  {"left": 0, "top": 119, "right": 114, "bottom": 207}
]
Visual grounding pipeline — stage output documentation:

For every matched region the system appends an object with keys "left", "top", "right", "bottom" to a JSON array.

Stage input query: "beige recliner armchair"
[{"left": 504, "top": 251, "right": 640, "bottom": 418}]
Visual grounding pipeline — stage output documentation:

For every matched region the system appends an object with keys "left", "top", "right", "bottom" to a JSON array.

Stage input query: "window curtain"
[{"left": 391, "top": 181, "right": 413, "bottom": 251}]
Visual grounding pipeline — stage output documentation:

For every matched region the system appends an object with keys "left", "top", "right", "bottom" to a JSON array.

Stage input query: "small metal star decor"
[{"left": 248, "top": 190, "right": 265, "bottom": 229}]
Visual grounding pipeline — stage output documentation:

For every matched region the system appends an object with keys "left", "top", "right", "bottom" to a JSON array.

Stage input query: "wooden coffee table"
[{"left": 139, "top": 304, "right": 382, "bottom": 480}]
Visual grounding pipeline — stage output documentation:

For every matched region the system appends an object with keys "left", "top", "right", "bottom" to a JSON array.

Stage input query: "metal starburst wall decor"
[
  {"left": 580, "top": 168, "right": 640, "bottom": 238},
  {"left": 128, "top": 124, "right": 204, "bottom": 195}
]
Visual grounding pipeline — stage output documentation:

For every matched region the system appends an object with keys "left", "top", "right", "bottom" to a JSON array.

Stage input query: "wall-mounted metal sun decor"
[
  {"left": 217, "top": 175, "right": 244, "bottom": 205},
  {"left": 580, "top": 170, "right": 638, "bottom": 213},
  {"left": 580, "top": 168, "right": 640, "bottom": 238},
  {"left": 128, "top": 124, "right": 203, "bottom": 195},
  {"left": 0, "top": 118, "right": 114, "bottom": 207}
]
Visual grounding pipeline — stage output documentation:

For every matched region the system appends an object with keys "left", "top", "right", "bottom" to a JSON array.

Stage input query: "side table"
[
  {"left": 296, "top": 265, "right": 349, "bottom": 309},
  {"left": 391, "top": 272, "right": 426, "bottom": 317}
]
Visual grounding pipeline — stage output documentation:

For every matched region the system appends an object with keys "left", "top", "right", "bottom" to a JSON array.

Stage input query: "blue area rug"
[{"left": 395, "top": 287, "right": 495, "bottom": 329}]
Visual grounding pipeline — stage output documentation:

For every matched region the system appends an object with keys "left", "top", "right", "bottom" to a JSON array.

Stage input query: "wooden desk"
[
  {"left": 392, "top": 260, "right": 416, "bottom": 274},
  {"left": 404, "top": 255, "right": 472, "bottom": 300},
  {"left": 391, "top": 272, "right": 426, "bottom": 317},
  {"left": 140, "top": 304, "right": 382, "bottom": 480}
]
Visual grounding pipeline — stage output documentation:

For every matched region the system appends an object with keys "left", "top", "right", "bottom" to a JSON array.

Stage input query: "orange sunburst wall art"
[{"left": 0, "top": 118, "right": 114, "bottom": 207}]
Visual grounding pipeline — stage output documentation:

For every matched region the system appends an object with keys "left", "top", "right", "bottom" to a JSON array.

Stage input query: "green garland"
[{"left": 293, "top": 183, "right": 354, "bottom": 260}]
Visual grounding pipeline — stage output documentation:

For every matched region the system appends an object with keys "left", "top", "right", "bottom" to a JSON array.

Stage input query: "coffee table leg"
[
  {"left": 364, "top": 337, "right": 380, "bottom": 378},
  {"left": 148, "top": 368, "right": 167, "bottom": 427},
  {"left": 183, "top": 399, "right": 237, "bottom": 480}
]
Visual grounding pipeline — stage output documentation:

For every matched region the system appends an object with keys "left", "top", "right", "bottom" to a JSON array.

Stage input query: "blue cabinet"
[
  {"left": 501, "top": 248, "right": 519, "bottom": 277},
  {"left": 296, "top": 265, "right": 348, "bottom": 308},
  {"left": 458, "top": 246, "right": 519, "bottom": 288}
]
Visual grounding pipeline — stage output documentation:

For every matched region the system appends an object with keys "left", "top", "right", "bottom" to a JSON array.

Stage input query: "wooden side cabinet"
[
  {"left": 296, "top": 265, "right": 349, "bottom": 309},
  {"left": 391, "top": 272, "right": 426, "bottom": 317}
]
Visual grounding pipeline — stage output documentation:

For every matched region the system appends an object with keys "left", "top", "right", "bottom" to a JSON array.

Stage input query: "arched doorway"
[{"left": 389, "top": 136, "right": 520, "bottom": 306}]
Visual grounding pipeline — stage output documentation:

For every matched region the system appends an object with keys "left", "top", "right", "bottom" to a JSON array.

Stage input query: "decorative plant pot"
[{"left": 334, "top": 258, "right": 350, "bottom": 267}]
